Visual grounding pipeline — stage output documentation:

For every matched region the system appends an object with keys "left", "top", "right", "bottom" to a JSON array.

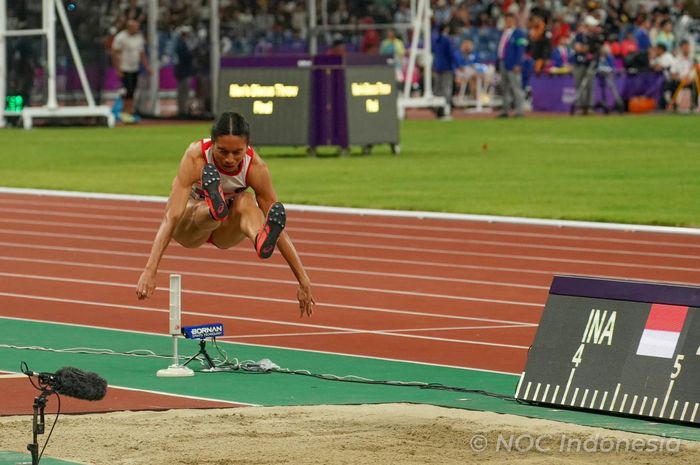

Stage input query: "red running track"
[{"left": 1, "top": 192, "right": 699, "bottom": 376}]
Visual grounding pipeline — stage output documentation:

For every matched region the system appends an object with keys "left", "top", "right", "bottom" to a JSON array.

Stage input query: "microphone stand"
[
  {"left": 28, "top": 389, "right": 51, "bottom": 465},
  {"left": 184, "top": 339, "right": 217, "bottom": 370}
]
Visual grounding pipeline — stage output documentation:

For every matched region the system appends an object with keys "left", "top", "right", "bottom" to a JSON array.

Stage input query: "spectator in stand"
[
  {"left": 550, "top": 14, "right": 571, "bottom": 48},
  {"left": 650, "top": 43, "right": 675, "bottom": 108},
  {"left": 497, "top": 11, "right": 527, "bottom": 118},
  {"left": 432, "top": 22, "right": 459, "bottom": 119},
  {"left": 112, "top": 19, "right": 151, "bottom": 122},
  {"left": 634, "top": 17, "right": 653, "bottom": 53},
  {"left": 380, "top": 29, "right": 406, "bottom": 84},
  {"left": 550, "top": 33, "right": 573, "bottom": 72},
  {"left": 455, "top": 38, "right": 494, "bottom": 97},
  {"left": 174, "top": 25, "right": 194, "bottom": 117},
  {"left": 359, "top": 16, "right": 380, "bottom": 54},
  {"left": 327, "top": 34, "right": 347, "bottom": 56},
  {"left": 655, "top": 19, "right": 674, "bottom": 52},
  {"left": 610, "top": 30, "right": 638, "bottom": 60},
  {"left": 118, "top": 0, "right": 146, "bottom": 31},
  {"left": 666, "top": 40, "right": 698, "bottom": 112},
  {"left": 527, "top": 12, "right": 551, "bottom": 74}
]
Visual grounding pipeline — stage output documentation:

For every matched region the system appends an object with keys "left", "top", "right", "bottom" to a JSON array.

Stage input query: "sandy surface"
[{"left": 1, "top": 404, "right": 698, "bottom": 465}]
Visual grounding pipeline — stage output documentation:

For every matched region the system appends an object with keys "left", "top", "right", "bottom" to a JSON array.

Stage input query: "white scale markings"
[
  {"left": 670, "top": 400, "right": 679, "bottom": 420},
  {"left": 691, "top": 403, "right": 699, "bottom": 423},
  {"left": 680, "top": 401, "right": 690, "bottom": 422},
  {"left": 523, "top": 382, "right": 532, "bottom": 401},
  {"left": 589, "top": 390, "right": 599, "bottom": 409},
  {"left": 533, "top": 383, "right": 542, "bottom": 402},
  {"left": 629, "top": 395, "right": 638, "bottom": 415},
  {"left": 649, "top": 398, "right": 658, "bottom": 417},
  {"left": 571, "top": 388, "right": 580, "bottom": 406},
  {"left": 638, "top": 397, "right": 648, "bottom": 416},
  {"left": 660, "top": 380, "right": 675, "bottom": 418},
  {"left": 552, "top": 385, "right": 561, "bottom": 404},
  {"left": 561, "top": 368, "right": 576, "bottom": 404},
  {"left": 618, "top": 394, "right": 629, "bottom": 413},
  {"left": 599, "top": 391, "right": 609, "bottom": 410},
  {"left": 515, "top": 372, "right": 526, "bottom": 398},
  {"left": 541, "top": 384, "right": 551, "bottom": 403},
  {"left": 609, "top": 384, "right": 621, "bottom": 411},
  {"left": 580, "top": 389, "right": 589, "bottom": 408}
]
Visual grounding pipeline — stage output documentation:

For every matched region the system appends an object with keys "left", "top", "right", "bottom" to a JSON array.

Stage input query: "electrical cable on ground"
[{"left": 2, "top": 343, "right": 519, "bottom": 402}]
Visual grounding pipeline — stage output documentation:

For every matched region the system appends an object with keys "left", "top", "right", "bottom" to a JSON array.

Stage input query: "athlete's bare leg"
[
  {"left": 208, "top": 192, "right": 265, "bottom": 249},
  {"left": 172, "top": 199, "right": 222, "bottom": 248}
]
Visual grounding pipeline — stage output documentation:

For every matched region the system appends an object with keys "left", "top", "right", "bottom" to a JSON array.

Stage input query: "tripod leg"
[{"left": 670, "top": 79, "right": 687, "bottom": 108}]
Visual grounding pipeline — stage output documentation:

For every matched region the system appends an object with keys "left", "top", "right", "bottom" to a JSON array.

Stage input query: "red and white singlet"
[{"left": 191, "top": 138, "right": 255, "bottom": 201}]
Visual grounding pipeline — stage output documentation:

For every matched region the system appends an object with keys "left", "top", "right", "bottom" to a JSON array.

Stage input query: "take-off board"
[{"left": 516, "top": 275, "right": 700, "bottom": 425}]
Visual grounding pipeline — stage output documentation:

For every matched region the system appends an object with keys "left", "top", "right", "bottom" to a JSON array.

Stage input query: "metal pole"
[
  {"left": 44, "top": 0, "right": 57, "bottom": 109},
  {"left": 147, "top": 0, "right": 159, "bottom": 115},
  {"left": 54, "top": 0, "right": 96, "bottom": 107},
  {"left": 403, "top": 0, "right": 424, "bottom": 99},
  {"left": 321, "top": 0, "right": 329, "bottom": 45},
  {"left": 0, "top": 0, "right": 7, "bottom": 127},
  {"left": 422, "top": 0, "right": 434, "bottom": 99},
  {"left": 308, "top": 0, "right": 317, "bottom": 55},
  {"left": 169, "top": 274, "right": 181, "bottom": 366},
  {"left": 210, "top": 0, "right": 220, "bottom": 116}
]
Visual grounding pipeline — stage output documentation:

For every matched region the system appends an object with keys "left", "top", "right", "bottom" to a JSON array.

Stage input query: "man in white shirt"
[
  {"left": 651, "top": 43, "right": 676, "bottom": 108},
  {"left": 666, "top": 40, "right": 698, "bottom": 111},
  {"left": 111, "top": 19, "right": 151, "bottom": 120}
]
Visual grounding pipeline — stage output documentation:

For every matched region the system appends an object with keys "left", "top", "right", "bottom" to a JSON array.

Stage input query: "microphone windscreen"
[{"left": 55, "top": 367, "right": 108, "bottom": 401}]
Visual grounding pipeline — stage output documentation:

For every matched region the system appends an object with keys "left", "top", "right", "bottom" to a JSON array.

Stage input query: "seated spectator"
[
  {"left": 665, "top": 40, "right": 698, "bottom": 111},
  {"left": 550, "top": 34, "right": 573, "bottom": 73},
  {"left": 455, "top": 38, "right": 493, "bottom": 97},
  {"left": 610, "top": 31, "right": 638, "bottom": 59},
  {"left": 650, "top": 43, "right": 675, "bottom": 108},
  {"left": 655, "top": 19, "right": 674, "bottom": 52},
  {"left": 379, "top": 29, "right": 406, "bottom": 83}
]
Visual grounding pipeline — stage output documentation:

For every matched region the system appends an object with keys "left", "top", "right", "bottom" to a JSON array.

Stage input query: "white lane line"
[
  {"left": 2, "top": 187, "right": 699, "bottom": 237},
  {"left": 0, "top": 292, "right": 531, "bottom": 350},
  {"left": 0, "top": 369, "right": 258, "bottom": 406},
  {"left": 0, "top": 316, "right": 519, "bottom": 376},
  {"left": 1, "top": 227, "right": 698, "bottom": 274},
  {"left": 0, "top": 271, "right": 543, "bottom": 319},
  {"left": 0, "top": 256, "right": 546, "bottom": 306},
  {"left": 219, "top": 323, "right": 534, "bottom": 340},
  {"left": 0, "top": 214, "right": 699, "bottom": 260},
  {"left": 4, "top": 200, "right": 700, "bottom": 250},
  {"left": 219, "top": 324, "right": 533, "bottom": 340},
  {"left": 2, "top": 239, "right": 697, "bottom": 292},
  {"left": 0, "top": 240, "right": 554, "bottom": 284}
]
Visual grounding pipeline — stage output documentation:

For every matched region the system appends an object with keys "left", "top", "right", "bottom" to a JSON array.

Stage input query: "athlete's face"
[{"left": 212, "top": 135, "right": 248, "bottom": 172}]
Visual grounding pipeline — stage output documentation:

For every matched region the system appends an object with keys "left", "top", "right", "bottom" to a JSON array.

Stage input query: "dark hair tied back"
[{"left": 211, "top": 112, "right": 250, "bottom": 142}]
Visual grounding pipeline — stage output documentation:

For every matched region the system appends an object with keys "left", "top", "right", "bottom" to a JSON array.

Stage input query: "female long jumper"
[{"left": 136, "top": 112, "right": 315, "bottom": 317}]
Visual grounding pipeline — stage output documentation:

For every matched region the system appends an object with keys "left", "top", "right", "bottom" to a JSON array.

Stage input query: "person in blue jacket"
[
  {"left": 496, "top": 12, "right": 528, "bottom": 117},
  {"left": 432, "top": 23, "right": 459, "bottom": 119}
]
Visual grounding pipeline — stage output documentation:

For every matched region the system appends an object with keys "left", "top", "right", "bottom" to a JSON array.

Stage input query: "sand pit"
[{"left": 1, "top": 404, "right": 698, "bottom": 464}]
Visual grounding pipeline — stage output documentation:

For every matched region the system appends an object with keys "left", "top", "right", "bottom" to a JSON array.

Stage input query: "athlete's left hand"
[{"left": 298, "top": 284, "right": 315, "bottom": 317}]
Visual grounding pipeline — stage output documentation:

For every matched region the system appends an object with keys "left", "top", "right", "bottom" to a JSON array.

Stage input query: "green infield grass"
[{"left": 1, "top": 114, "right": 698, "bottom": 226}]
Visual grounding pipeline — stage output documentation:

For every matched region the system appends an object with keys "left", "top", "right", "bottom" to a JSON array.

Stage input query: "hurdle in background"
[{"left": 156, "top": 274, "right": 195, "bottom": 377}]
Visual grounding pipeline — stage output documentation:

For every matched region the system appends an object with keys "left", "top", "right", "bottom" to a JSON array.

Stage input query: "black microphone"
[
  {"left": 23, "top": 364, "right": 108, "bottom": 401},
  {"left": 53, "top": 367, "right": 108, "bottom": 401}
]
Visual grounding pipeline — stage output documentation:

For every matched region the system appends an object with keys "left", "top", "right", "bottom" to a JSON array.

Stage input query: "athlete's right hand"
[{"left": 136, "top": 270, "right": 157, "bottom": 300}]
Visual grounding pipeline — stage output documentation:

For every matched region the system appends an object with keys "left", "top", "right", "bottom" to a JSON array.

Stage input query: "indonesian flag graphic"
[{"left": 636, "top": 304, "right": 688, "bottom": 358}]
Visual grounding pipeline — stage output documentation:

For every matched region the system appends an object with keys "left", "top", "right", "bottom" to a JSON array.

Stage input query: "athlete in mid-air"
[{"left": 136, "top": 112, "right": 315, "bottom": 316}]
